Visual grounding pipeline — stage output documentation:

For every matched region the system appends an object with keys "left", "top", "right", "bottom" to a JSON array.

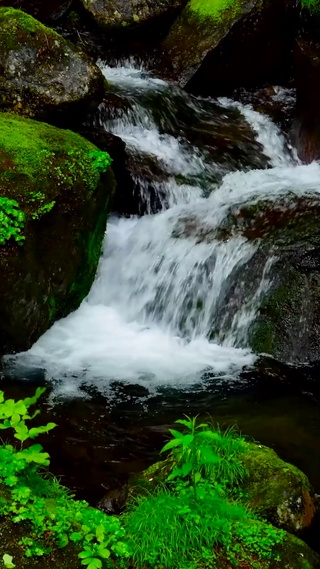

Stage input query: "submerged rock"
[
  {"left": 0, "top": 112, "right": 114, "bottom": 353},
  {"left": 0, "top": 7, "right": 104, "bottom": 120},
  {"left": 79, "top": 0, "right": 187, "bottom": 30},
  {"left": 162, "top": 0, "right": 292, "bottom": 95}
]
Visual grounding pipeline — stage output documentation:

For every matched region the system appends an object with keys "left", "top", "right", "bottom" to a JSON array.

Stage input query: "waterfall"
[{"left": 7, "top": 63, "right": 320, "bottom": 397}]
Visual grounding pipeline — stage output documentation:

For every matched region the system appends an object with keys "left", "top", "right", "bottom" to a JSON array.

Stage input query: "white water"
[{"left": 8, "top": 64, "right": 320, "bottom": 397}]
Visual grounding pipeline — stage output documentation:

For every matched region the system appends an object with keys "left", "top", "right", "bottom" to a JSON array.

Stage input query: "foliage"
[
  {"left": 89, "top": 150, "right": 112, "bottom": 174},
  {"left": 124, "top": 416, "right": 285, "bottom": 568},
  {"left": 0, "top": 389, "right": 131, "bottom": 568},
  {"left": 2, "top": 554, "right": 15, "bottom": 568},
  {"left": 301, "top": 0, "right": 320, "bottom": 12},
  {"left": 161, "top": 415, "right": 247, "bottom": 496},
  {"left": 189, "top": 0, "right": 241, "bottom": 20},
  {"left": 0, "top": 197, "right": 25, "bottom": 245}
]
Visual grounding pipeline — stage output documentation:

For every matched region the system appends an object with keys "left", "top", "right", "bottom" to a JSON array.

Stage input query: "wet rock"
[
  {"left": 79, "top": 0, "right": 187, "bottom": 31},
  {"left": 0, "top": 8, "right": 104, "bottom": 120},
  {"left": 0, "top": 112, "right": 115, "bottom": 354},
  {"left": 162, "top": 0, "right": 293, "bottom": 96},
  {"left": 241, "top": 443, "right": 317, "bottom": 534},
  {"left": 291, "top": 37, "right": 320, "bottom": 162},
  {"left": 97, "top": 484, "right": 129, "bottom": 514}
]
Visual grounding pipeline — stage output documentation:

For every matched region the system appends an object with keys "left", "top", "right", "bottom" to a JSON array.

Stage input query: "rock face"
[
  {"left": 0, "top": 112, "right": 114, "bottom": 354},
  {"left": 79, "top": 0, "right": 187, "bottom": 30},
  {"left": 162, "top": 0, "right": 292, "bottom": 95},
  {"left": 291, "top": 36, "right": 320, "bottom": 162},
  {"left": 0, "top": 8, "right": 104, "bottom": 120}
]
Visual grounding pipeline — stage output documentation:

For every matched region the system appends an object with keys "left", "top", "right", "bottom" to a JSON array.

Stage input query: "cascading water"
[{"left": 7, "top": 62, "right": 320, "bottom": 397}]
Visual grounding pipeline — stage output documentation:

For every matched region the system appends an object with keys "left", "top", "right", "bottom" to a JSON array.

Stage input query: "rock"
[
  {"left": 0, "top": 8, "right": 104, "bottom": 120},
  {"left": 291, "top": 37, "right": 320, "bottom": 162},
  {"left": 241, "top": 443, "right": 317, "bottom": 534},
  {"left": 0, "top": 112, "right": 115, "bottom": 354},
  {"left": 79, "top": 0, "right": 187, "bottom": 31},
  {"left": 162, "top": 0, "right": 292, "bottom": 96}
]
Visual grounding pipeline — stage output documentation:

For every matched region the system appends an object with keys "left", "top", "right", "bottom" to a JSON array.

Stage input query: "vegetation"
[
  {"left": 301, "top": 0, "right": 320, "bottom": 12},
  {"left": 0, "top": 197, "right": 25, "bottom": 245},
  {"left": 0, "top": 113, "right": 112, "bottom": 247},
  {"left": 188, "top": 0, "right": 241, "bottom": 19},
  {"left": 123, "top": 416, "right": 286, "bottom": 569},
  {"left": 0, "top": 397, "right": 315, "bottom": 569}
]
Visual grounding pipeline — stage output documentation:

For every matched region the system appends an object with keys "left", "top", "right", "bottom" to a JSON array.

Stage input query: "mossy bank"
[{"left": 0, "top": 112, "right": 114, "bottom": 353}]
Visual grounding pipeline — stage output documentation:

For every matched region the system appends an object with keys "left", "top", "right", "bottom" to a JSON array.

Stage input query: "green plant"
[
  {"left": 2, "top": 554, "right": 15, "bottom": 568},
  {"left": 89, "top": 150, "right": 112, "bottom": 174},
  {"left": 124, "top": 417, "right": 285, "bottom": 568},
  {"left": 161, "top": 416, "right": 247, "bottom": 497},
  {"left": 0, "top": 389, "right": 131, "bottom": 568},
  {"left": 0, "top": 197, "right": 25, "bottom": 245}
]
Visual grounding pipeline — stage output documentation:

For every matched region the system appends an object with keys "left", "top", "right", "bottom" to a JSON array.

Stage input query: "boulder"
[
  {"left": 0, "top": 112, "right": 115, "bottom": 354},
  {"left": 128, "top": 441, "right": 317, "bottom": 534},
  {"left": 241, "top": 443, "right": 317, "bottom": 534},
  {"left": 162, "top": 0, "right": 293, "bottom": 96},
  {"left": 79, "top": 0, "right": 187, "bottom": 30},
  {"left": 291, "top": 37, "right": 320, "bottom": 162},
  {"left": 0, "top": 8, "right": 104, "bottom": 120}
]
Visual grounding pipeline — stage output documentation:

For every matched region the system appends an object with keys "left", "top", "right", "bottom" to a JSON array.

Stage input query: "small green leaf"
[
  {"left": 160, "top": 439, "right": 183, "bottom": 453},
  {"left": 3, "top": 554, "right": 15, "bottom": 568},
  {"left": 181, "top": 462, "right": 193, "bottom": 477}
]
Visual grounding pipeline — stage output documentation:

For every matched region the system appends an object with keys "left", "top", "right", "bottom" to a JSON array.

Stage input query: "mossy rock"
[
  {"left": 0, "top": 7, "right": 104, "bottom": 119},
  {"left": 129, "top": 442, "right": 317, "bottom": 534},
  {"left": 0, "top": 112, "right": 115, "bottom": 353},
  {"left": 241, "top": 443, "right": 317, "bottom": 534},
  {"left": 79, "top": 0, "right": 187, "bottom": 30},
  {"left": 162, "top": 0, "right": 291, "bottom": 95}
]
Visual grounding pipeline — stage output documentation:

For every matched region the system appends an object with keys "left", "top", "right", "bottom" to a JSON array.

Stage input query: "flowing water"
[{"left": 1, "top": 63, "right": 320, "bottom": 520}]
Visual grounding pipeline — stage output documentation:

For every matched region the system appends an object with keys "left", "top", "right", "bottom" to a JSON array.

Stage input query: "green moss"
[
  {"left": 301, "top": 0, "right": 320, "bottom": 12},
  {"left": 0, "top": 112, "right": 111, "bottom": 231},
  {"left": 249, "top": 271, "right": 306, "bottom": 356},
  {"left": 188, "top": 0, "right": 241, "bottom": 19},
  {"left": 0, "top": 7, "right": 65, "bottom": 52}
]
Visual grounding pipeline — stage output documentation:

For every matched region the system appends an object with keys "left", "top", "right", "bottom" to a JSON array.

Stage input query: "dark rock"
[
  {"left": 0, "top": 8, "right": 104, "bottom": 121},
  {"left": 0, "top": 112, "right": 115, "bottom": 354},
  {"left": 97, "top": 484, "right": 129, "bottom": 514},
  {"left": 291, "top": 37, "right": 320, "bottom": 162},
  {"left": 79, "top": 0, "right": 188, "bottom": 31},
  {"left": 78, "top": 127, "right": 141, "bottom": 216},
  {"left": 162, "top": 0, "right": 294, "bottom": 96},
  {"left": 0, "top": 0, "right": 74, "bottom": 23}
]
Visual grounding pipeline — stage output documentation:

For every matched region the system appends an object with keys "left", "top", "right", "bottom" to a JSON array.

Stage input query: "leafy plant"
[
  {"left": 0, "top": 389, "right": 131, "bottom": 568},
  {"left": 0, "top": 197, "right": 25, "bottom": 245},
  {"left": 161, "top": 416, "right": 247, "bottom": 497},
  {"left": 2, "top": 554, "right": 15, "bottom": 568},
  {"left": 89, "top": 150, "right": 112, "bottom": 174}
]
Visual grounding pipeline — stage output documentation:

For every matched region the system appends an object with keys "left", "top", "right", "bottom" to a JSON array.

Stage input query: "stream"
[{"left": 0, "top": 62, "right": 319, "bottom": 540}]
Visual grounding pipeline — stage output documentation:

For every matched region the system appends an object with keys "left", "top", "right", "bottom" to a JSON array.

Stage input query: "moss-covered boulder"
[
  {"left": 241, "top": 444, "right": 316, "bottom": 534},
  {"left": 0, "top": 112, "right": 115, "bottom": 354},
  {"left": 79, "top": 0, "right": 187, "bottom": 30},
  {"left": 128, "top": 442, "right": 317, "bottom": 535},
  {"left": 162, "top": 0, "right": 292, "bottom": 95},
  {"left": 0, "top": 8, "right": 104, "bottom": 119}
]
